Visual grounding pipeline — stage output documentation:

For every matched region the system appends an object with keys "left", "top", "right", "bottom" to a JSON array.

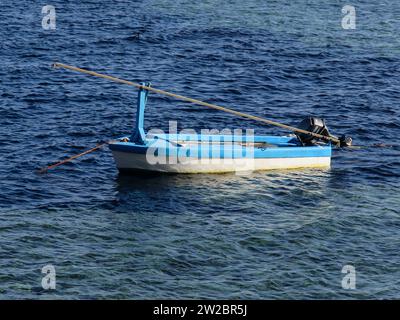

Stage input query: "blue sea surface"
[{"left": 0, "top": 0, "right": 399, "bottom": 299}]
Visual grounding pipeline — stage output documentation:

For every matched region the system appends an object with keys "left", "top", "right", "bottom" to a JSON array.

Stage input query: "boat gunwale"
[{"left": 109, "top": 134, "right": 332, "bottom": 159}]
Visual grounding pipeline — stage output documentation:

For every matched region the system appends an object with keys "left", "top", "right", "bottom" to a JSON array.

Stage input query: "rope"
[
  {"left": 37, "top": 141, "right": 109, "bottom": 173},
  {"left": 52, "top": 63, "right": 341, "bottom": 145}
]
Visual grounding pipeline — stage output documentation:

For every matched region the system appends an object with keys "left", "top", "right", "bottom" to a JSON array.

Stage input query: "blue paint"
[
  {"left": 109, "top": 134, "right": 332, "bottom": 159},
  {"left": 131, "top": 82, "right": 150, "bottom": 145}
]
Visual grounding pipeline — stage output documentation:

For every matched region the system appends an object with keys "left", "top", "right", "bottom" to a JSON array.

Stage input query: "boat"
[
  {"left": 42, "top": 63, "right": 351, "bottom": 175},
  {"left": 108, "top": 84, "right": 332, "bottom": 174}
]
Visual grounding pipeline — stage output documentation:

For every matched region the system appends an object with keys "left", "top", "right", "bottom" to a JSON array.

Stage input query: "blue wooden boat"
[{"left": 108, "top": 84, "right": 332, "bottom": 174}]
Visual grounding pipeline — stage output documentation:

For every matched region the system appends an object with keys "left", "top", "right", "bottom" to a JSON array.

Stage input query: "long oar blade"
[{"left": 38, "top": 142, "right": 108, "bottom": 173}]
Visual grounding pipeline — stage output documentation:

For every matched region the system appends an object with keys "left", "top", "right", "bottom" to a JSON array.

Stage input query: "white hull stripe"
[{"left": 111, "top": 151, "right": 331, "bottom": 173}]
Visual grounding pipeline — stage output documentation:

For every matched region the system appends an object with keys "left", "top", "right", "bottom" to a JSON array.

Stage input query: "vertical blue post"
[{"left": 131, "top": 82, "right": 150, "bottom": 145}]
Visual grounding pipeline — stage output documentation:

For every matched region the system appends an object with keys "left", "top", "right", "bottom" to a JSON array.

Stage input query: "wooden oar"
[
  {"left": 37, "top": 142, "right": 109, "bottom": 173},
  {"left": 52, "top": 62, "right": 342, "bottom": 145}
]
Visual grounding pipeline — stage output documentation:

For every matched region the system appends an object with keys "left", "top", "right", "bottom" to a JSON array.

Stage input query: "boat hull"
[
  {"left": 111, "top": 150, "right": 330, "bottom": 173},
  {"left": 109, "top": 134, "right": 331, "bottom": 174}
]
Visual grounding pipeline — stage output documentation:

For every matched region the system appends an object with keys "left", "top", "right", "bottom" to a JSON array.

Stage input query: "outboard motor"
[
  {"left": 296, "top": 117, "right": 331, "bottom": 146},
  {"left": 296, "top": 117, "right": 352, "bottom": 147}
]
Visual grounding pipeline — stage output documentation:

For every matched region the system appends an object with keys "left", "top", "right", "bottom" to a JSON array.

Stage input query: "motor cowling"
[
  {"left": 295, "top": 117, "right": 331, "bottom": 146},
  {"left": 295, "top": 117, "right": 353, "bottom": 147}
]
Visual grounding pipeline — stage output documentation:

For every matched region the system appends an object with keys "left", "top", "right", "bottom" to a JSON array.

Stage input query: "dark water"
[{"left": 1, "top": 0, "right": 400, "bottom": 299}]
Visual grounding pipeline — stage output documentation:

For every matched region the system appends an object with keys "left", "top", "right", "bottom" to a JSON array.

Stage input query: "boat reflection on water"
[{"left": 113, "top": 167, "right": 334, "bottom": 233}]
